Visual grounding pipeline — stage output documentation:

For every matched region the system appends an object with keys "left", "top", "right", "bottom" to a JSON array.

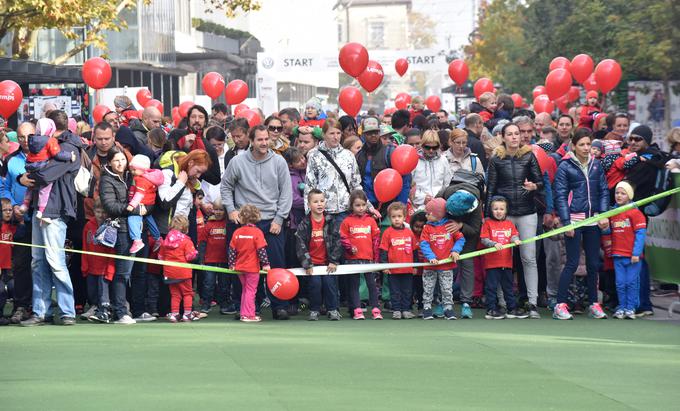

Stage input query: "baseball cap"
[{"left": 362, "top": 116, "right": 380, "bottom": 132}]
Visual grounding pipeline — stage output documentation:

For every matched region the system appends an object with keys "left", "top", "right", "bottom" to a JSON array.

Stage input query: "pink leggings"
[
  {"left": 239, "top": 273, "right": 260, "bottom": 317},
  {"left": 23, "top": 182, "right": 53, "bottom": 213}
]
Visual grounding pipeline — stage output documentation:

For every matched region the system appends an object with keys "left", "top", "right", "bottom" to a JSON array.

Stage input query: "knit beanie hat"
[
  {"left": 425, "top": 198, "right": 447, "bottom": 220},
  {"left": 616, "top": 181, "right": 634, "bottom": 201},
  {"left": 591, "top": 139, "right": 604, "bottom": 152},
  {"left": 129, "top": 154, "right": 151, "bottom": 171},
  {"left": 36, "top": 118, "right": 56, "bottom": 137},
  {"left": 630, "top": 125, "right": 653, "bottom": 144},
  {"left": 305, "top": 97, "right": 322, "bottom": 112},
  {"left": 446, "top": 190, "right": 479, "bottom": 217}
]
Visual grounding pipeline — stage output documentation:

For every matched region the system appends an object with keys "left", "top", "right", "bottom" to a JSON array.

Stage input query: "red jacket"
[
  {"left": 479, "top": 219, "right": 519, "bottom": 270},
  {"left": 199, "top": 218, "right": 228, "bottom": 264},
  {"left": 0, "top": 222, "right": 17, "bottom": 269},
  {"left": 27, "top": 136, "right": 62, "bottom": 163},
  {"left": 159, "top": 229, "right": 198, "bottom": 280},
  {"left": 81, "top": 219, "right": 115, "bottom": 280},
  {"left": 578, "top": 104, "right": 600, "bottom": 129},
  {"left": 147, "top": 236, "right": 162, "bottom": 275},
  {"left": 340, "top": 213, "right": 380, "bottom": 261},
  {"left": 128, "top": 169, "right": 164, "bottom": 207},
  {"left": 299, "top": 118, "right": 325, "bottom": 128}
]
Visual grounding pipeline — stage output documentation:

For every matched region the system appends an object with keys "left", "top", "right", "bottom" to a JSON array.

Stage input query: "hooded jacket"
[
  {"left": 99, "top": 165, "right": 142, "bottom": 233},
  {"left": 159, "top": 229, "right": 197, "bottom": 280},
  {"left": 129, "top": 118, "right": 150, "bottom": 147},
  {"left": 304, "top": 142, "right": 362, "bottom": 214},
  {"left": 554, "top": 153, "right": 609, "bottom": 226},
  {"left": 26, "top": 134, "right": 72, "bottom": 167},
  {"left": 295, "top": 213, "right": 343, "bottom": 269},
  {"left": 624, "top": 143, "right": 668, "bottom": 201},
  {"left": 115, "top": 126, "right": 156, "bottom": 162},
  {"left": 220, "top": 148, "right": 292, "bottom": 225},
  {"left": 129, "top": 168, "right": 165, "bottom": 207},
  {"left": 486, "top": 144, "right": 544, "bottom": 217},
  {"left": 436, "top": 182, "right": 483, "bottom": 253},
  {"left": 464, "top": 128, "right": 489, "bottom": 169},
  {"left": 412, "top": 150, "right": 452, "bottom": 210},
  {"left": 444, "top": 147, "right": 485, "bottom": 176}
]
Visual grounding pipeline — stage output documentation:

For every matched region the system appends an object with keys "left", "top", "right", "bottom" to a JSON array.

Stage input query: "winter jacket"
[
  {"left": 305, "top": 142, "right": 362, "bottom": 214},
  {"left": 624, "top": 144, "right": 668, "bottom": 201},
  {"left": 25, "top": 131, "right": 83, "bottom": 221},
  {"left": 81, "top": 218, "right": 115, "bottom": 280},
  {"left": 3, "top": 150, "right": 27, "bottom": 207},
  {"left": 444, "top": 147, "right": 485, "bottom": 176},
  {"left": 128, "top": 169, "right": 164, "bottom": 207},
  {"left": 83, "top": 143, "right": 132, "bottom": 220},
  {"left": 436, "top": 182, "right": 483, "bottom": 253},
  {"left": 553, "top": 153, "right": 609, "bottom": 226},
  {"left": 220, "top": 148, "right": 292, "bottom": 225},
  {"left": 99, "top": 165, "right": 143, "bottom": 233},
  {"left": 26, "top": 134, "right": 72, "bottom": 167},
  {"left": 129, "top": 119, "right": 150, "bottom": 147},
  {"left": 295, "top": 213, "right": 343, "bottom": 269},
  {"left": 486, "top": 144, "right": 544, "bottom": 217},
  {"left": 356, "top": 140, "right": 411, "bottom": 206},
  {"left": 469, "top": 101, "right": 493, "bottom": 123},
  {"left": 464, "top": 128, "right": 488, "bottom": 169},
  {"left": 115, "top": 126, "right": 156, "bottom": 162},
  {"left": 159, "top": 229, "right": 198, "bottom": 280},
  {"left": 412, "top": 151, "right": 452, "bottom": 210},
  {"left": 153, "top": 168, "right": 195, "bottom": 235}
]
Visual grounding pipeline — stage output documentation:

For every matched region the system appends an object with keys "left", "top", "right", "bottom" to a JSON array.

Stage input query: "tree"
[{"left": 407, "top": 11, "right": 436, "bottom": 49}]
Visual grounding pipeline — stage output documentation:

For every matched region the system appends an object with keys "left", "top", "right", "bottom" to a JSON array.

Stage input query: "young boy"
[
  {"left": 609, "top": 181, "right": 647, "bottom": 320},
  {"left": 82, "top": 199, "right": 116, "bottom": 323},
  {"left": 198, "top": 200, "right": 231, "bottom": 317},
  {"left": 299, "top": 97, "right": 325, "bottom": 128},
  {"left": 295, "top": 189, "right": 343, "bottom": 321},
  {"left": 380, "top": 202, "right": 418, "bottom": 320},
  {"left": 470, "top": 92, "right": 497, "bottom": 123},
  {"left": 0, "top": 198, "right": 18, "bottom": 325},
  {"left": 419, "top": 198, "right": 465, "bottom": 320}
]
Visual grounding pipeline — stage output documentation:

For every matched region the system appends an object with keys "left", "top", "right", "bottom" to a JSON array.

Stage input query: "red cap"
[{"left": 586, "top": 90, "right": 598, "bottom": 100}]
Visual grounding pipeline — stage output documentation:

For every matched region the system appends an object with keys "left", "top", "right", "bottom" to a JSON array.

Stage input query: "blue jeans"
[
  {"left": 86, "top": 275, "right": 110, "bottom": 307},
  {"left": 31, "top": 217, "right": 75, "bottom": 318},
  {"left": 557, "top": 225, "right": 600, "bottom": 305},
  {"left": 128, "top": 214, "right": 160, "bottom": 241},
  {"left": 111, "top": 232, "right": 135, "bottom": 319},
  {"left": 485, "top": 268, "right": 517, "bottom": 312},
  {"left": 614, "top": 257, "right": 641, "bottom": 312},
  {"left": 200, "top": 263, "right": 236, "bottom": 311},
  {"left": 256, "top": 219, "right": 288, "bottom": 311},
  {"left": 309, "top": 275, "right": 339, "bottom": 312},
  {"left": 389, "top": 274, "right": 413, "bottom": 312}
]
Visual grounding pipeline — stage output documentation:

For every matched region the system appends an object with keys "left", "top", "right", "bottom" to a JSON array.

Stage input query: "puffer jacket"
[
  {"left": 412, "top": 151, "right": 452, "bottom": 210},
  {"left": 158, "top": 229, "right": 197, "bottom": 280},
  {"left": 436, "top": 182, "right": 482, "bottom": 253},
  {"left": 99, "top": 165, "right": 142, "bottom": 233},
  {"left": 486, "top": 144, "right": 544, "bottom": 217},
  {"left": 554, "top": 153, "right": 609, "bottom": 226},
  {"left": 304, "top": 142, "right": 362, "bottom": 214},
  {"left": 295, "top": 213, "right": 343, "bottom": 269}
]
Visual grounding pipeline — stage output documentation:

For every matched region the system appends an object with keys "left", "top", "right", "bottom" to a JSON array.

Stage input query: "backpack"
[
  {"left": 450, "top": 154, "right": 486, "bottom": 200},
  {"left": 643, "top": 152, "right": 675, "bottom": 216},
  {"left": 74, "top": 148, "right": 92, "bottom": 197}
]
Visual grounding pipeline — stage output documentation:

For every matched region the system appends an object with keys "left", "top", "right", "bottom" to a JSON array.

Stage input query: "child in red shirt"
[
  {"left": 419, "top": 198, "right": 465, "bottom": 320},
  {"left": 340, "top": 190, "right": 382, "bottom": 320},
  {"left": 126, "top": 154, "right": 164, "bottom": 254},
  {"left": 159, "top": 215, "right": 199, "bottom": 323},
  {"left": 82, "top": 199, "right": 116, "bottom": 323},
  {"left": 479, "top": 197, "right": 527, "bottom": 319},
  {"left": 380, "top": 202, "right": 418, "bottom": 320},
  {"left": 228, "top": 205, "right": 270, "bottom": 322},
  {"left": 198, "top": 201, "right": 230, "bottom": 317},
  {"left": 0, "top": 198, "right": 18, "bottom": 325},
  {"left": 608, "top": 181, "right": 647, "bottom": 319}
]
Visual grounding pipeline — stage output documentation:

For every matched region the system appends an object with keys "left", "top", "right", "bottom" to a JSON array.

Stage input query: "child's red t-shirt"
[
  {"left": 0, "top": 222, "right": 17, "bottom": 269},
  {"left": 230, "top": 225, "right": 268, "bottom": 273},
  {"left": 200, "top": 219, "right": 228, "bottom": 264},
  {"left": 419, "top": 223, "right": 464, "bottom": 271},
  {"left": 340, "top": 214, "right": 379, "bottom": 261},
  {"left": 379, "top": 226, "right": 417, "bottom": 274},
  {"left": 309, "top": 216, "right": 327, "bottom": 265},
  {"left": 479, "top": 219, "right": 519, "bottom": 270},
  {"left": 610, "top": 208, "right": 647, "bottom": 257}
]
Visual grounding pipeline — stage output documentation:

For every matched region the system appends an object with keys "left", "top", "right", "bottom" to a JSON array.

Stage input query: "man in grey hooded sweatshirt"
[{"left": 221, "top": 124, "right": 293, "bottom": 320}]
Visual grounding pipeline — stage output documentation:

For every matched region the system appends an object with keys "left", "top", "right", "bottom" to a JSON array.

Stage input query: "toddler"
[
  {"left": 82, "top": 199, "right": 116, "bottom": 323},
  {"left": 126, "top": 154, "right": 163, "bottom": 254}
]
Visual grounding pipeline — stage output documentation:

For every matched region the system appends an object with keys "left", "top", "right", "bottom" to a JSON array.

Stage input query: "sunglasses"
[
  {"left": 268, "top": 126, "right": 283, "bottom": 132},
  {"left": 628, "top": 136, "right": 644, "bottom": 142},
  {"left": 423, "top": 145, "right": 440, "bottom": 150}
]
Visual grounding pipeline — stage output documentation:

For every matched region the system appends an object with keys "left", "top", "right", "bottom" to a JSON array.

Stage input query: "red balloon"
[
  {"left": 549, "top": 57, "right": 571, "bottom": 72},
  {"left": 374, "top": 169, "right": 403, "bottom": 203},
  {"left": 201, "top": 72, "right": 226, "bottom": 99},
  {"left": 82, "top": 57, "right": 111, "bottom": 89},
  {"left": 395, "top": 58, "right": 408, "bottom": 77},
  {"left": 594, "top": 59, "right": 622, "bottom": 94},
  {"left": 225, "top": 79, "right": 249, "bottom": 105},
  {"left": 178, "top": 101, "right": 194, "bottom": 118},
  {"left": 448, "top": 59, "right": 469, "bottom": 86},
  {"left": 266, "top": 268, "right": 299, "bottom": 300},
  {"left": 473, "top": 78, "right": 494, "bottom": 99},
  {"left": 92, "top": 104, "right": 111, "bottom": 124},
  {"left": 338, "top": 42, "right": 369, "bottom": 78},
  {"left": 137, "top": 109, "right": 144, "bottom": 118},
  {"left": 425, "top": 95, "right": 441, "bottom": 112},
  {"left": 533, "top": 94, "right": 554, "bottom": 114},
  {"left": 233, "top": 103, "right": 249, "bottom": 117},
  {"left": 136, "top": 88, "right": 152, "bottom": 107},
  {"left": 144, "top": 99, "right": 164, "bottom": 115},
  {"left": 0, "top": 80, "right": 23, "bottom": 119},
  {"left": 570, "top": 54, "right": 594, "bottom": 84},
  {"left": 394, "top": 93, "right": 411, "bottom": 110},
  {"left": 358, "top": 60, "right": 384, "bottom": 93},
  {"left": 532, "top": 86, "right": 546, "bottom": 99},
  {"left": 545, "top": 68, "right": 572, "bottom": 100},
  {"left": 554, "top": 94, "right": 569, "bottom": 113},
  {"left": 236, "top": 109, "right": 261, "bottom": 128},
  {"left": 511, "top": 93, "right": 523, "bottom": 108},
  {"left": 171, "top": 106, "right": 179, "bottom": 118},
  {"left": 391, "top": 145, "right": 419, "bottom": 175},
  {"left": 531, "top": 145, "right": 557, "bottom": 182},
  {"left": 338, "top": 86, "right": 363, "bottom": 117},
  {"left": 172, "top": 113, "right": 181, "bottom": 128},
  {"left": 583, "top": 73, "right": 599, "bottom": 92},
  {"left": 567, "top": 86, "right": 580, "bottom": 102}
]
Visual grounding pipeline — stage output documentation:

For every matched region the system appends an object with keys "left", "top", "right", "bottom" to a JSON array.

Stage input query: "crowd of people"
[{"left": 0, "top": 90, "right": 678, "bottom": 326}]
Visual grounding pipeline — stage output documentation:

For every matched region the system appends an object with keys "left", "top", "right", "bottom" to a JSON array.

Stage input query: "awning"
[{"left": 0, "top": 57, "right": 83, "bottom": 84}]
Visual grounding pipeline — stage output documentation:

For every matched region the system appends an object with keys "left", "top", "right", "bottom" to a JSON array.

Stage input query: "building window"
[{"left": 368, "top": 22, "right": 384, "bottom": 48}]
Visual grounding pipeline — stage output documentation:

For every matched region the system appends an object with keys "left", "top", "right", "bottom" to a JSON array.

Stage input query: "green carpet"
[{"left": 1, "top": 310, "right": 678, "bottom": 411}]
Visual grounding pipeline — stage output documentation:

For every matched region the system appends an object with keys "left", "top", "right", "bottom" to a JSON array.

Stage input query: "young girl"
[
  {"left": 159, "top": 215, "right": 199, "bottom": 323},
  {"left": 198, "top": 200, "right": 233, "bottom": 317},
  {"left": 340, "top": 190, "right": 382, "bottom": 320},
  {"left": 19, "top": 118, "right": 76, "bottom": 223},
  {"left": 479, "top": 196, "right": 527, "bottom": 320},
  {"left": 419, "top": 198, "right": 465, "bottom": 320},
  {"left": 0, "top": 198, "right": 18, "bottom": 326},
  {"left": 126, "top": 154, "right": 164, "bottom": 254},
  {"left": 83, "top": 199, "right": 116, "bottom": 323},
  {"left": 380, "top": 202, "right": 418, "bottom": 320},
  {"left": 609, "top": 181, "right": 647, "bottom": 319},
  {"left": 229, "top": 205, "right": 270, "bottom": 322}
]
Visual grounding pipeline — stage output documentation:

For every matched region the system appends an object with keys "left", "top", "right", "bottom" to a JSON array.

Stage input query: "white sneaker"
[
  {"left": 134, "top": 312, "right": 157, "bottom": 322},
  {"left": 80, "top": 305, "right": 98, "bottom": 320},
  {"left": 114, "top": 315, "right": 136, "bottom": 325}
]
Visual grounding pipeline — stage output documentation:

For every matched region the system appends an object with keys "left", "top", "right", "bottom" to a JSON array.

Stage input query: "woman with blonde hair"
[
  {"left": 445, "top": 128, "right": 485, "bottom": 176},
  {"left": 411, "top": 130, "right": 452, "bottom": 210}
]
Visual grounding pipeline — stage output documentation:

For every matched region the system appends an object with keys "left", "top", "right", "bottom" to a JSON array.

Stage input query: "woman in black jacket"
[
  {"left": 486, "top": 122, "right": 544, "bottom": 318},
  {"left": 99, "top": 147, "right": 147, "bottom": 324}
]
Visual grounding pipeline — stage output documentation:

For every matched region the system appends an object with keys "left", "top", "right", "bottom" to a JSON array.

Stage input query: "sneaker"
[
  {"left": 588, "top": 303, "right": 607, "bottom": 319},
  {"left": 10, "top": 307, "right": 29, "bottom": 324},
  {"left": 129, "top": 239, "right": 145, "bottom": 254},
  {"left": 152, "top": 240, "right": 162, "bottom": 253},
  {"left": 613, "top": 309, "right": 625, "bottom": 319},
  {"left": 460, "top": 303, "right": 473, "bottom": 319},
  {"left": 20, "top": 315, "right": 47, "bottom": 327},
  {"left": 485, "top": 309, "right": 505, "bottom": 320},
  {"left": 61, "top": 316, "right": 76, "bottom": 326},
  {"left": 134, "top": 312, "right": 157, "bottom": 322},
  {"left": 528, "top": 304, "right": 541, "bottom": 319},
  {"left": 401, "top": 311, "right": 415, "bottom": 319},
  {"left": 114, "top": 315, "right": 136, "bottom": 324},
  {"left": 392, "top": 311, "right": 402, "bottom": 320},
  {"left": 506, "top": 308, "right": 529, "bottom": 319},
  {"left": 89, "top": 310, "right": 110, "bottom": 324},
  {"left": 166, "top": 313, "right": 179, "bottom": 323},
  {"left": 80, "top": 305, "right": 97, "bottom": 320},
  {"left": 553, "top": 303, "right": 573, "bottom": 320},
  {"left": 352, "top": 308, "right": 365, "bottom": 320},
  {"left": 240, "top": 315, "right": 262, "bottom": 322},
  {"left": 422, "top": 308, "right": 434, "bottom": 320},
  {"left": 198, "top": 311, "right": 209, "bottom": 319},
  {"left": 635, "top": 308, "right": 654, "bottom": 317},
  {"left": 432, "top": 304, "right": 444, "bottom": 318},
  {"left": 220, "top": 304, "right": 237, "bottom": 315},
  {"left": 328, "top": 310, "right": 341, "bottom": 321},
  {"left": 624, "top": 310, "right": 636, "bottom": 320},
  {"left": 273, "top": 309, "right": 289, "bottom": 320},
  {"left": 371, "top": 307, "right": 383, "bottom": 320},
  {"left": 308, "top": 311, "right": 319, "bottom": 321},
  {"left": 444, "top": 309, "right": 457, "bottom": 320}
]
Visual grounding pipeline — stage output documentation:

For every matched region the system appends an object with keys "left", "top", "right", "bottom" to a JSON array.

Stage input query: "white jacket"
[{"left": 412, "top": 153, "right": 452, "bottom": 210}]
